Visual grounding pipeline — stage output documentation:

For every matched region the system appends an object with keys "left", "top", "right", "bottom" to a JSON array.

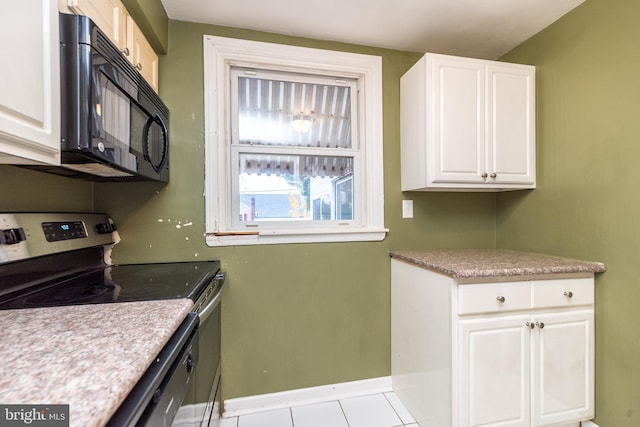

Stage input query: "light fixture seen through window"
[{"left": 291, "top": 115, "right": 313, "bottom": 133}]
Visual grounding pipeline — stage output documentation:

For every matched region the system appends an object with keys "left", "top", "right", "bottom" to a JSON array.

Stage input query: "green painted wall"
[
  {"left": 0, "top": 166, "right": 94, "bottom": 212},
  {"left": 497, "top": 0, "right": 636, "bottom": 424},
  {"left": 94, "top": 21, "right": 497, "bottom": 400}
]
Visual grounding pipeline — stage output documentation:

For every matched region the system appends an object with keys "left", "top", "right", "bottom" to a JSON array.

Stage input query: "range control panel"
[
  {"left": 0, "top": 213, "right": 118, "bottom": 265},
  {"left": 42, "top": 221, "right": 88, "bottom": 242}
]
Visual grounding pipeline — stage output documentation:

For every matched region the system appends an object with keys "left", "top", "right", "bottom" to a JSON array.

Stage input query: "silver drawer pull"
[
  {"left": 535, "top": 321, "right": 545, "bottom": 329},
  {"left": 496, "top": 296, "right": 506, "bottom": 303},
  {"left": 564, "top": 291, "right": 573, "bottom": 298},
  {"left": 525, "top": 322, "right": 535, "bottom": 329}
]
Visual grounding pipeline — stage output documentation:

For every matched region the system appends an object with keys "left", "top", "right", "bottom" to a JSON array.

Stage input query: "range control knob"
[
  {"left": 186, "top": 353, "right": 195, "bottom": 374},
  {"left": 0, "top": 228, "right": 27, "bottom": 245},
  {"left": 95, "top": 223, "right": 117, "bottom": 234},
  {"left": 151, "top": 388, "right": 162, "bottom": 404}
]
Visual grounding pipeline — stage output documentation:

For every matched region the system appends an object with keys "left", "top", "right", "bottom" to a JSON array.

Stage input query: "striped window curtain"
[
  {"left": 237, "top": 76, "right": 352, "bottom": 149},
  {"left": 237, "top": 75, "right": 354, "bottom": 179}
]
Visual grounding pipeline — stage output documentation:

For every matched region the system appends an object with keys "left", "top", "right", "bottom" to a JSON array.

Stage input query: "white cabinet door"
[
  {"left": 68, "top": 0, "right": 127, "bottom": 51},
  {"left": 66, "top": 0, "right": 159, "bottom": 92},
  {"left": 126, "top": 16, "right": 159, "bottom": 91},
  {"left": 459, "top": 315, "right": 531, "bottom": 427},
  {"left": 430, "top": 54, "right": 485, "bottom": 184},
  {"left": 0, "top": 0, "right": 60, "bottom": 165},
  {"left": 531, "top": 310, "right": 594, "bottom": 426},
  {"left": 486, "top": 64, "right": 536, "bottom": 186}
]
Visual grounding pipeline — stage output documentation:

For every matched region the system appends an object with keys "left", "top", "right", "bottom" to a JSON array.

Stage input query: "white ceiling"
[{"left": 161, "top": 0, "right": 585, "bottom": 59}]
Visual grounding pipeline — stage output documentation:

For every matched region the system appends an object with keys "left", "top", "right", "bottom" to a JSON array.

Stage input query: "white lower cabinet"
[
  {"left": 459, "top": 311, "right": 593, "bottom": 427},
  {"left": 391, "top": 259, "right": 594, "bottom": 427}
]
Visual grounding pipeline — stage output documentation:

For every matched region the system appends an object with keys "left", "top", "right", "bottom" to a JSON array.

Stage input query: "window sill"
[{"left": 205, "top": 228, "right": 388, "bottom": 247}]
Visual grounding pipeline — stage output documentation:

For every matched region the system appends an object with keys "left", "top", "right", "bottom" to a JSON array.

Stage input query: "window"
[{"left": 204, "top": 36, "right": 386, "bottom": 246}]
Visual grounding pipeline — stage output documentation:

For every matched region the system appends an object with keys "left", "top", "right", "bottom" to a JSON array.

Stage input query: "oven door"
[{"left": 173, "top": 273, "right": 225, "bottom": 427}]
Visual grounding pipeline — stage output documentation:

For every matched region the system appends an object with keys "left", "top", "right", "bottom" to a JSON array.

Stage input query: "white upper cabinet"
[
  {"left": 65, "top": 0, "right": 159, "bottom": 92},
  {"left": 126, "top": 16, "right": 158, "bottom": 91},
  {"left": 400, "top": 53, "right": 535, "bottom": 191},
  {"left": 67, "top": 0, "right": 127, "bottom": 51},
  {"left": 0, "top": 0, "right": 60, "bottom": 165}
]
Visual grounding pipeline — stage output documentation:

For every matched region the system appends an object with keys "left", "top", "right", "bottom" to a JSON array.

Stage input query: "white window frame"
[
  {"left": 203, "top": 36, "right": 387, "bottom": 246},
  {"left": 230, "top": 68, "right": 360, "bottom": 229}
]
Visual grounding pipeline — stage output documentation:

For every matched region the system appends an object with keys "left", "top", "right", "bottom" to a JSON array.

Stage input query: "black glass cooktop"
[{"left": 0, "top": 261, "right": 221, "bottom": 310}]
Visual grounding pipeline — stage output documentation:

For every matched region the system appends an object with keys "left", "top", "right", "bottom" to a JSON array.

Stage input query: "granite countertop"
[
  {"left": 390, "top": 248, "right": 606, "bottom": 279},
  {"left": 0, "top": 299, "right": 193, "bottom": 427}
]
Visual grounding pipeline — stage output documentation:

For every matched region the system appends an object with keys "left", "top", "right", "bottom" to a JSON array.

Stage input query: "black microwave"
[{"left": 30, "top": 13, "right": 169, "bottom": 182}]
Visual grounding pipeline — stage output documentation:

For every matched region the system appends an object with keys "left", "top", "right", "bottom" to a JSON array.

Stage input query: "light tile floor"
[{"left": 220, "top": 392, "right": 419, "bottom": 427}]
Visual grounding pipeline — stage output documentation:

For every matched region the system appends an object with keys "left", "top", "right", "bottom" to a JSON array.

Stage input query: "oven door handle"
[{"left": 199, "top": 272, "right": 225, "bottom": 323}]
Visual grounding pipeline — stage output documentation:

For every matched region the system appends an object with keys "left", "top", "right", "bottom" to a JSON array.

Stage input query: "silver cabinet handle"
[
  {"left": 564, "top": 291, "right": 573, "bottom": 298},
  {"left": 135, "top": 63, "right": 143, "bottom": 71},
  {"left": 526, "top": 322, "right": 535, "bottom": 329},
  {"left": 535, "top": 321, "right": 545, "bottom": 329},
  {"left": 496, "top": 296, "right": 505, "bottom": 303},
  {"left": 481, "top": 173, "right": 488, "bottom": 178},
  {"left": 490, "top": 173, "right": 497, "bottom": 178},
  {"left": 121, "top": 47, "right": 130, "bottom": 56}
]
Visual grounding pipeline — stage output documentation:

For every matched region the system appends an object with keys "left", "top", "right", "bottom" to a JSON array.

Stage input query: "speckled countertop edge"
[
  {"left": 0, "top": 299, "right": 193, "bottom": 427},
  {"left": 390, "top": 248, "right": 606, "bottom": 279}
]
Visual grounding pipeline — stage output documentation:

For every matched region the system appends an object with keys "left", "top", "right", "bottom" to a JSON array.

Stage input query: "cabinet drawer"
[
  {"left": 458, "top": 282, "right": 531, "bottom": 315},
  {"left": 532, "top": 278, "right": 594, "bottom": 308}
]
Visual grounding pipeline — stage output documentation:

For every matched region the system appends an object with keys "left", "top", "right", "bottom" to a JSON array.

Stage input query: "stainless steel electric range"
[{"left": 0, "top": 213, "right": 224, "bottom": 427}]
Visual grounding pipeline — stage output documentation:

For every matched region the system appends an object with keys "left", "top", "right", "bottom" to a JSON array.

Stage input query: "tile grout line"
[
  {"left": 382, "top": 392, "right": 409, "bottom": 427},
  {"left": 337, "top": 398, "right": 352, "bottom": 427}
]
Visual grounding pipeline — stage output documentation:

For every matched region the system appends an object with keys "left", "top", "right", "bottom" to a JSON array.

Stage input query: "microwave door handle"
[
  {"left": 141, "top": 115, "right": 154, "bottom": 167},
  {"left": 142, "top": 114, "right": 169, "bottom": 173},
  {"left": 156, "top": 115, "right": 169, "bottom": 171}
]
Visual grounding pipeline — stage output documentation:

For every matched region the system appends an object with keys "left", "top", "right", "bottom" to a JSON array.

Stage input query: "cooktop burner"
[{"left": 21, "top": 283, "right": 118, "bottom": 307}]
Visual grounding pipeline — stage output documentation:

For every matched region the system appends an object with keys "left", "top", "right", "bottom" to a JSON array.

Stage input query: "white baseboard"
[
  {"left": 223, "top": 376, "right": 392, "bottom": 418},
  {"left": 581, "top": 422, "right": 599, "bottom": 427}
]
